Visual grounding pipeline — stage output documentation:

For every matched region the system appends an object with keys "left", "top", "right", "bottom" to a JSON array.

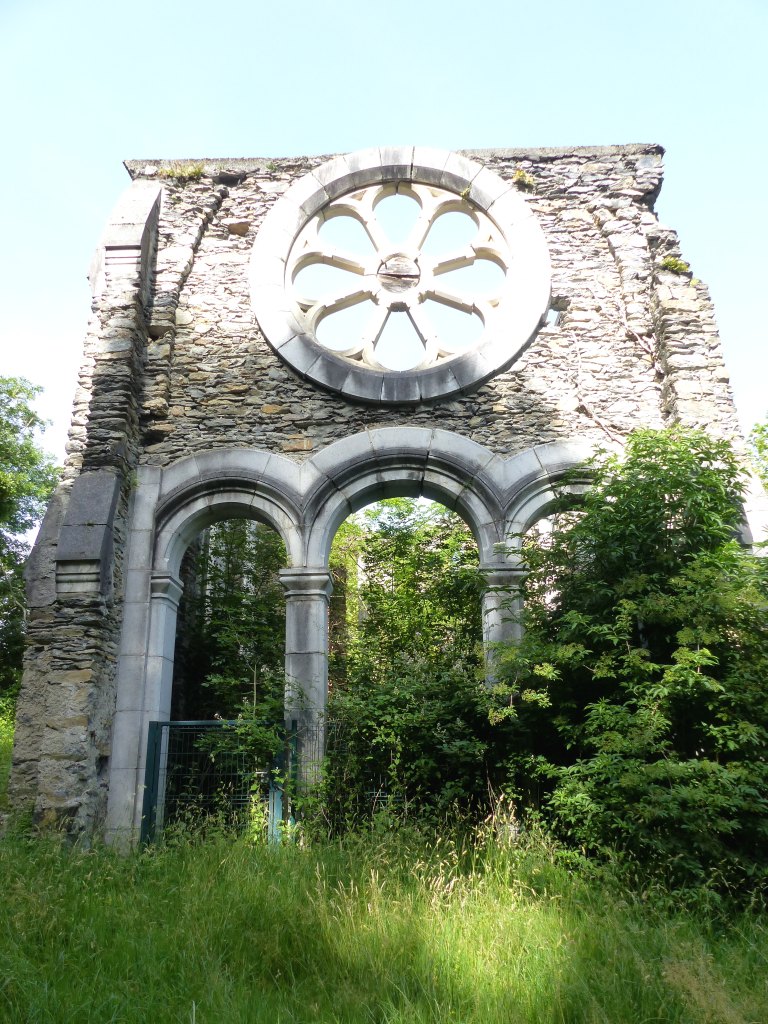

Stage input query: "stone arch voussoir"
[
  {"left": 153, "top": 448, "right": 306, "bottom": 576},
  {"left": 498, "top": 440, "right": 595, "bottom": 548},
  {"left": 301, "top": 428, "right": 508, "bottom": 567}
]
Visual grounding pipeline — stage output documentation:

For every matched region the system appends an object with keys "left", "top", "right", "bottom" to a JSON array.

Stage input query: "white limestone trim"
[
  {"left": 153, "top": 449, "right": 306, "bottom": 576},
  {"left": 89, "top": 179, "right": 162, "bottom": 304},
  {"left": 149, "top": 433, "right": 594, "bottom": 570},
  {"left": 288, "top": 182, "right": 510, "bottom": 368},
  {"left": 250, "top": 147, "right": 551, "bottom": 404},
  {"left": 280, "top": 568, "right": 334, "bottom": 724}
]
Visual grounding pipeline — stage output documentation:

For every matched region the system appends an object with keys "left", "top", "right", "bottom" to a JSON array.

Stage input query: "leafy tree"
[
  {"left": 331, "top": 499, "right": 483, "bottom": 688},
  {"left": 749, "top": 417, "right": 768, "bottom": 489},
  {"left": 493, "top": 428, "right": 768, "bottom": 890},
  {"left": 0, "top": 377, "right": 59, "bottom": 699},
  {"left": 172, "top": 519, "right": 287, "bottom": 726},
  {"left": 325, "top": 499, "right": 496, "bottom": 821}
]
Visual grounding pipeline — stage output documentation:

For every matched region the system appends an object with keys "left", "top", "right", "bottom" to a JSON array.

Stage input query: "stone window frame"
[{"left": 249, "top": 147, "right": 552, "bottom": 404}]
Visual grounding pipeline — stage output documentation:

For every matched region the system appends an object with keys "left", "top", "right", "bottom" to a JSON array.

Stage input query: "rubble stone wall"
[{"left": 128, "top": 145, "right": 741, "bottom": 466}]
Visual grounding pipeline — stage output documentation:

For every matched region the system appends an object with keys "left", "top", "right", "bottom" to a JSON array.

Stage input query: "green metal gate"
[
  {"left": 140, "top": 720, "right": 294, "bottom": 844},
  {"left": 140, "top": 717, "right": 398, "bottom": 843}
]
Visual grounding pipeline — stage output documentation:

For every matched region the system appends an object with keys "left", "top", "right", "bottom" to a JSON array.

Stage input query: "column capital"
[
  {"left": 479, "top": 561, "right": 527, "bottom": 589},
  {"left": 149, "top": 573, "right": 183, "bottom": 607},
  {"left": 279, "top": 567, "right": 334, "bottom": 601}
]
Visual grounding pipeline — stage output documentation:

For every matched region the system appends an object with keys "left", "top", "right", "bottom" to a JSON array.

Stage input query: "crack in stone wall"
[{"left": 141, "top": 182, "right": 228, "bottom": 439}]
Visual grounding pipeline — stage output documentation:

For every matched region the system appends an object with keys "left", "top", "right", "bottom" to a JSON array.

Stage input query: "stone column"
[
  {"left": 480, "top": 560, "right": 527, "bottom": 680},
  {"left": 279, "top": 567, "right": 333, "bottom": 718},
  {"left": 143, "top": 574, "right": 183, "bottom": 718},
  {"left": 279, "top": 568, "right": 333, "bottom": 792},
  {"left": 107, "top": 572, "right": 182, "bottom": 843}
]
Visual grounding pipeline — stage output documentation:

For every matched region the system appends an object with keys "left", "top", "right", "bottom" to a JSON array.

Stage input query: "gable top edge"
[{"left": 123, "top": 144, "right": 665, "bottom": 179}]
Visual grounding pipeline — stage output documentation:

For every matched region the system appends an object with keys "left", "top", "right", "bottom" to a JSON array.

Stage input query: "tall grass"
[
  {"left": 0, "top": 815, "right": 766, "bottom": 1024},
  {"left": 0, "top": 696, "right": 14, "bottom": 810}
]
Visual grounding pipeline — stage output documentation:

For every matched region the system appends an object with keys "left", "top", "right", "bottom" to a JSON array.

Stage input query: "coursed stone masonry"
[{"left": 10, "top": 144, "right": 764, "bottom": 844}]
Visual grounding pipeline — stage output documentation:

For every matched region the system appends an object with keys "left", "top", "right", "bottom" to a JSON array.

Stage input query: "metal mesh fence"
[
  {"left": 141, "top": 721, "right": 274, "bottom": 843},
  {"left": 140, "top": 717, "right": 402, "bottom": 844}
]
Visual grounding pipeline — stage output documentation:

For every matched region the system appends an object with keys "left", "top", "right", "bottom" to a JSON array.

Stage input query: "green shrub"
[
  {"left": 513, "top": 167, "right": 536, "bottom": 192},
  {"left": 660, "top": 255, "right": 691, "bottom": 274},
  {"left": 749, "top": 417, "right": 768, "bottom": 488},
  {"left": 157, "top": 162, "right": 205, "bottom": 182},
  {"left": 494, "top": 428, "right": 768, "bottom": 893},
  {"left": 325, "top": 654, "right": 513, "bottom": 826}
]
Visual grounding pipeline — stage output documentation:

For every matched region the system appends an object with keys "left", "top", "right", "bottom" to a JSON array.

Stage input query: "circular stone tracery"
[
  {"left": 289, "top": 181, "right": 510, "bottom": 372},
  {"left": 249, "top": 147, "right": 552, "bottom": 404}
]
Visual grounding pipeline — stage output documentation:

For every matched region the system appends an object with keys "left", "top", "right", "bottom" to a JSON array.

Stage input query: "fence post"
[{"left": 139, "top": 721, "right": 163, "bottom": 844}]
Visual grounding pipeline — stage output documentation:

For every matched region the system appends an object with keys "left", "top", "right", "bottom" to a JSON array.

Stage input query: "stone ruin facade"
[{"left": 9, "top": 144, "right": 766, "bottom": 845}]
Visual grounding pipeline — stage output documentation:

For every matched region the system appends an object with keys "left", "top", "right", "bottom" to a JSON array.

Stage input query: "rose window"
[
  {"left": 290, "top": 184, "right": 508, "bottom": 373},
  {"left": 249, "top": 148, "right": 551, "bottom": 404}
]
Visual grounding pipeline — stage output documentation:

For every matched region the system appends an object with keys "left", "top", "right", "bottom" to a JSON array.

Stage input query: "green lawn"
[{"left": 0, "top": 819, "right": 765, "bottom": 1024}]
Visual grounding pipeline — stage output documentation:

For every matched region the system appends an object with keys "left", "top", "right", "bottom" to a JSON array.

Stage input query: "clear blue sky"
[{"left": 2, "top": 0, "right": 766, "bottom": 460}]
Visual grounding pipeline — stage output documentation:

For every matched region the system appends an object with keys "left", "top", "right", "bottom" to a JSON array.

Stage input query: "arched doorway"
[{"left": 324, "top": 495, "right": 486, "bottom": 821}]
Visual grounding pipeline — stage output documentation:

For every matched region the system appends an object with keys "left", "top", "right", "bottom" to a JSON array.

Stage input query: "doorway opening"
[
  {"left": 323, "top": 497, "right": 497, "bottom": 825},
  {"left": 144, "top": 519, "right": 289, "bottom": 841}
]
